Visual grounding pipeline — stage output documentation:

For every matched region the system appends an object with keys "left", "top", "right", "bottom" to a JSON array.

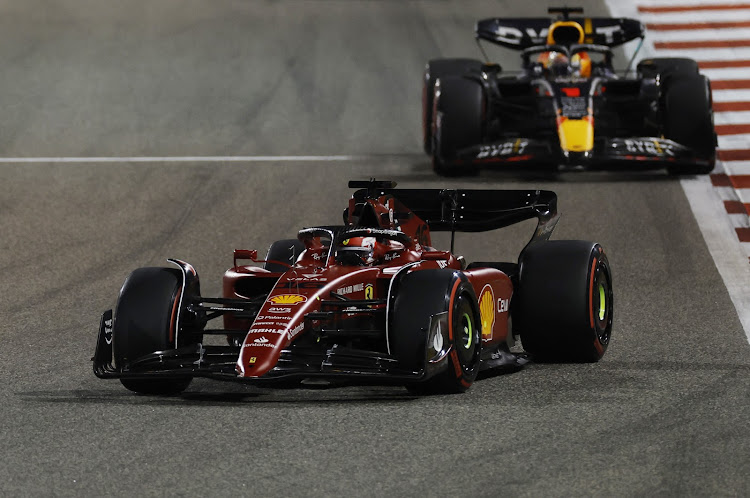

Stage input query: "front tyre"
[
  {"left": 664, "top": 75, "right": 716, "bottom": 175},
  {"left": 435, "top": 289, "right": 482, "bottom": 393},
  {"left": 391, "top": 270, "right": 481, "bottom": 394},
  {"left": 516, "top": 241, "right": 613, "bottom": 362},
  {"left": 423, "top": 58, "right": 483, "bottom": 155},
  {"left": 113, "top": 267, "right": 193, "bottom": 395},
  {"left": 265, "top": 239, "right": 305, "bottom": 272},
  {"left": 432, "top": 75, "right": 485, "bottom": 176}
]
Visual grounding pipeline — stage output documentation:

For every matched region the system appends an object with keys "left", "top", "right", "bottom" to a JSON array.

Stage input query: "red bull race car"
[
  {"left": 93, "top": 180, "right": 613, "bottom": 395},
  {"left": 423, "top": 7, "right": 716, "bottom": 175}
]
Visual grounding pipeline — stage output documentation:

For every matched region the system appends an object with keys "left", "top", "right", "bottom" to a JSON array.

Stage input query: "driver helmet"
[
  {"left": 548, "top": 52, "right": 571, "bottom": 77},
  {"left": 571, "top": 52, "right": 592, "bottom": 78},
  {"left": 335, "top": 236, "right": 377, "bottom": 265},
  {"left": 539, "top": 51, "right": 571, "bottom": 77},
  {"left": 335, "top": 236, "right": 403, "bottom": 265}
]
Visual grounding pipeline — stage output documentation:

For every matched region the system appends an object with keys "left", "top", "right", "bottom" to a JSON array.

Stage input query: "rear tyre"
[
  {"left": 663, "top": 75, "right": 716, "bottom": 175},
  {"left": 515, "top": 241, "right": 613, "bottom": 362},
  {"left": 432, "top": 75, "right": 484, "bottom": 176},
  {"left": 265, "top": 239, "right": 305, "bottom": 272},
  {"left": 113, "top": 267, "right": 193, "bottom": 395},
  {"left": 637, "top": 57, "right": 699, "bottom": 79},
  {"left": 423, "top": 58, "right": 483, "bottom": 155},
  {"left": 391, "top": 270, "right": 481, "bottom": 394}
]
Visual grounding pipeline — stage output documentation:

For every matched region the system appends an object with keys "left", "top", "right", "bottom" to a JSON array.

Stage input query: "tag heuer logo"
[{"left": 268, "top": 294, "right": 307, "bottom": 305}]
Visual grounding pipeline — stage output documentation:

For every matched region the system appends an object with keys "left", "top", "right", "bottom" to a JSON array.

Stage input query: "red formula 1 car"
[
  {"left": 94, "top": 180, "right": 613, "bottom": 395},
  {"left": 423, "top": 7, "right": 716, "bottom": 175}
]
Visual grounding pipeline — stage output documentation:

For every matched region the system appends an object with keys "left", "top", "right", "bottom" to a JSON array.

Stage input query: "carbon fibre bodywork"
[
  {"left": 93, "top": 181, "right": 563, "bottom": 389},
  {"left": 424, "top": 8, "right": 716, "bottom": 174}
]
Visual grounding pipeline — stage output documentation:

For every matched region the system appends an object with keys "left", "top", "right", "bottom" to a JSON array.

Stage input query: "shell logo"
[
  {"left": 479, "top": 285, "right": 495, "bottom": 341},
  {"left": 268, "top": 294, "right": 307, "bottom": 305}
]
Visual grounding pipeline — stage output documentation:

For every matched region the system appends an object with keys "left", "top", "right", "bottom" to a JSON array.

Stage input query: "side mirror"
[{"left": 233, "top": 249, "right": 258, "bottom": 268}]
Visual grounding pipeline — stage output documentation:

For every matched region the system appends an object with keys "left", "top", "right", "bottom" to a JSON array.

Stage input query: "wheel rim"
[
  {"left": 593, "top": 262, "right": 613, "bottom": 345},
  {"left": 455, "top": 295, "right": 479, "bottom": 367},
  {"left": 461, "top": 313, "right": 473, "bottom": 350}
]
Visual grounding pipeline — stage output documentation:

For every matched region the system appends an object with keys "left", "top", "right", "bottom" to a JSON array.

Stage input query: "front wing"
[
  {"left": 93, "top": 309, "right": 431, "bottom": 385},
  {"left": 451, "top": 136, "right": 713, "bottom": 171},
  {"left": 93, "top": 309, "right": 528, "bottom": 386}
]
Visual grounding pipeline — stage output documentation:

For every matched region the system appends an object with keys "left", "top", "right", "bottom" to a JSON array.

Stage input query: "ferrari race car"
[
  {"left": 423, "top": 7, "right": 717, "bottom": 175},
  {"left": 93, "top": 180, "right": 613, "bottom": 395}
]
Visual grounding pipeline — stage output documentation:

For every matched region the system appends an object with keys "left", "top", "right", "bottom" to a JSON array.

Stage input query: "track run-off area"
[
  {"left": 0, "top": 1, "right": 748, "bottom": 496},
  {"left": 609, "top": 0, "right": 750, "bottom": 345}
]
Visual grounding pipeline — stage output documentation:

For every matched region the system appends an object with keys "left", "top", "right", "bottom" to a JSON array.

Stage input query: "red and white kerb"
[{"left": 640, "top": 0, "right": 750, "bottom": 259}]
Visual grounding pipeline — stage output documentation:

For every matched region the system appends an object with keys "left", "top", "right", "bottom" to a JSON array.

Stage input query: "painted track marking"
[
  {"left": 606, "top": 0, "right": 750, "bottom": 340},
  {"left": 0, "top": 155, "right": 375, "bottom": 163}
]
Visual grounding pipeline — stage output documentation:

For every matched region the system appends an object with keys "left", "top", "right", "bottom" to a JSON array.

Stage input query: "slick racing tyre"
[
  {"left": 423, "top": 58, "right": 483, "bottom": 155},
  {"left": 265, "top": 239, "right": 306, "bottom": 272},
  {"left": 113, "top": 267, "right": 193, "bottom": 395},
  {"left": 664, "top": 75, "right": 716, "bottom": 175},
  {"left": 391, "top": 270, "right": 481, "bottom": 394},
  {"left": 432, "top": 75, "right": 484, "bottom": 176},
  {"left": 515, "top": 241, "right": 613, "bottom": 363}
]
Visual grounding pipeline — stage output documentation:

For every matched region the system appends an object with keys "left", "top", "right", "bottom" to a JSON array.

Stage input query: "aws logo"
[{"left": 268, "top": 294, "right": 307, "bottom": 305}]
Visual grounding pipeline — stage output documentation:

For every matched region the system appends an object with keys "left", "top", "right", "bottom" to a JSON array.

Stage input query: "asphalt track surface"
[{"left": 1, "top": 1, "right": 748, "bottom": 496}]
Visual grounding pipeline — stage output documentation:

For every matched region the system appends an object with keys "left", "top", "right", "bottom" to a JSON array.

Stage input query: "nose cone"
[
  {"left": 558, "top": 117, "right": 594, "bottom": 153},
  {"left": 236, "top": 295, "right": 310, "bottom": 377}
]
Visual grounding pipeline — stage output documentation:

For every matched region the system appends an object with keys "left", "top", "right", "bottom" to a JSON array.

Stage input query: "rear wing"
[
  {"left": 351, "top": 184, "right": 559, "bottom": 250},
  {"left": 476, "top": 17, "right": 645, "bottom": 50}
]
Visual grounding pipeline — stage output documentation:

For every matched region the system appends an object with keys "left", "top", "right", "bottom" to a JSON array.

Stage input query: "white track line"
[
  {"left": 702, "top": 67, "right": 750, "bottom": 82},
  {"left": 715, "top": 111, "right": 750, "bottom": 125},
  {"left": 638, "top": 0, "right": 750, "bottom": 6},
  {"left": 648, "top": 28, "right": 750, "bottom": 42},
  {"left": 0, "top": 155, "right": 375, "bottom": 163},
  {"left": 723, "top": 160, "right": 750, "bottom": 174},
  {"left": 680, "top": 175, "right": 750, "bottom": 337},
  {"left": 713, "top": 89, "right": 750, "bottom": 102},
  {"left": 650, "top": 47, "right": 750, "bottom": 60},
  {"left": 607, "top": 0, "right": 750, "bottom": 340},
  {"left": 640, "top": 11, "right": 750, "bottom": 24},
  {"left": 719, "top": 133, "right": 750, "bottom": 149}
]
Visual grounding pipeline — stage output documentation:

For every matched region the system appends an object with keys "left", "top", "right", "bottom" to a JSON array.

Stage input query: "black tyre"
[
  {"left": 423, "top": 58, "right": 483, "bottom": 155},
  {"left": 264, "top": 239, "right": 305, "bottom": 272},
  {"left": 637, "top": 57, "right": 699, "bottom": 79},
  {"left": 515, "top": 241, "right": 613, "bottom": 362},
  {"left": 113, "top": 267, "right": 193, "bottom": 394},
  {"left": 391, "top": 270, "right": 481, "bottom": 394},
  {"left": 664, "top": 75, "right": 716, "bottom": 174},
  {"left": 432, "top": 75, "right": 484, "bottom": 176}
]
